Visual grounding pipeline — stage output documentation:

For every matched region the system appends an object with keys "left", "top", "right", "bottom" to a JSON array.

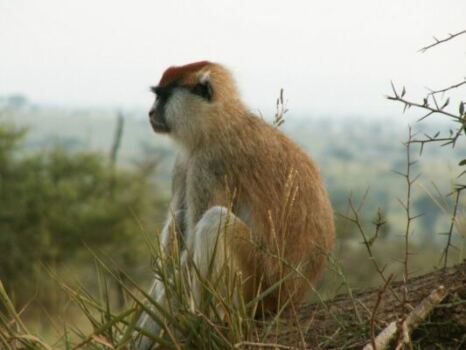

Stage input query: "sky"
[{"left": 0, "top": 0, "right": 465, "bottom": 117}]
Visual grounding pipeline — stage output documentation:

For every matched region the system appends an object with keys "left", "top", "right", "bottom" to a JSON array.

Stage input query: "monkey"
[{"left": 135, "top": 61, "right": 335, "bottom": 349}]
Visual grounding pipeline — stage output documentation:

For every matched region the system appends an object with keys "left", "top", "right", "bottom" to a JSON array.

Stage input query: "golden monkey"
[{"left": 136, "top": 61, "right": 334, "bottom": 349}]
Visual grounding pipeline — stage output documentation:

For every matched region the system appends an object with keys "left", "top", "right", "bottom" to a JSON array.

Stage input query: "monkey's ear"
[
  {"left": 191, "top": 71, "right": 213, "bottom": 101},
  {"left": 191, "top": 81, "right": 213, "bottom": 101}
]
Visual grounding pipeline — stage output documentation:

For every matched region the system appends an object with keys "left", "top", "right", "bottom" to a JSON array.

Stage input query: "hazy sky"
[{"left": 1, "top": 0, "right": 465, "bottom": 117}]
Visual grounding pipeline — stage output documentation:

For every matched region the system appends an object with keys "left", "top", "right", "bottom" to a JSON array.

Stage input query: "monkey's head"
[{"left": 149, "top": 61, "right": 240, "bottom": 146}]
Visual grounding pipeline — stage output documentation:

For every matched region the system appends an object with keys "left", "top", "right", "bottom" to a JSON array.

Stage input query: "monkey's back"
[{"left": 215, "top": 112, "right": 335, "bottom": 305}]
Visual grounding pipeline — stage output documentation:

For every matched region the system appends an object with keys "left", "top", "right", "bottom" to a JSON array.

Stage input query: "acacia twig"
[
  {"left": 386, "top": 93, "right": 459, "bottom": 121},
  {"left": 387, "top": 84, "right": 464, "bottom": 150},
  {"left": 339, "top": 199, "right": 402, "bottom": 303},
  {"left": 400, "top": 127, "right": 419, "bottom": 315},
  {"left": 441, "top": 187, "right": 462, "bottom": 269},
  {"left": 419, "top": 30, "right": 466, "bottom": 52},
  {"left": 428, "top": 78, "right": 466, "bottom": 97}
]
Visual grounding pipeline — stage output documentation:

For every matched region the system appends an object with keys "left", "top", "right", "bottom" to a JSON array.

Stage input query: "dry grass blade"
[{"left": 234, "top": 341, "right": 295, "bottom": 349}]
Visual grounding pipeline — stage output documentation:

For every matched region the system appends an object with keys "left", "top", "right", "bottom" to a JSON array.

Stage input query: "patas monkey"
[{"left": 136, "top": 61, "right": 334, "bottom": 349}]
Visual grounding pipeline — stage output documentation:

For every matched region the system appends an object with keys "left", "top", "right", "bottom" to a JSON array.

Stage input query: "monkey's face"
[{"left": 148, "top": 75, "right": 213, "bottom": 137}]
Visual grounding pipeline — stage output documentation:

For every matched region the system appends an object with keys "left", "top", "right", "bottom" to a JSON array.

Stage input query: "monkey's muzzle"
[{"left": 149, "top": 108, "right": 170, "bottom": 133}]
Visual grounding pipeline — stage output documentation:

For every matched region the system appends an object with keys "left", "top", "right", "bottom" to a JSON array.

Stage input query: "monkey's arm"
[
  {"left": 159, "top": 155, "right": 187, "bottom": 255},
  {"left": 135, "top": 156, "right": 188, "bottom": 349},
  {"left": 186, "top": 158, "right": 236, "bottom": 238}
]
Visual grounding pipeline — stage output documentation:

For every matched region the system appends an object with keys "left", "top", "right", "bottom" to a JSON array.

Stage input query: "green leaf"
[{"left": 459, "top": 159, "right": 466, "bottom": 166}]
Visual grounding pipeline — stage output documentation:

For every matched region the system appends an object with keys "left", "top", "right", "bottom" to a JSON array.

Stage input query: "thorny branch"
[
  {"left": 428, "top": 78, "right": 466, "bottom": 97},
  {"left": 339, "top": 198, "right": 402, "bottom": 303},
  {"left": 440, "top": 187, "right": 463, "bottom": 270},
  {"left": 388, "top": 29, "right": 466, "bottom": 151},
  {"left": 387, "top": 82, "right": 466, "bottom": 151},
  {"left": 398, "top": 127, "right": 420, "bottom": 316},
  {"left": 388, "top": 29, "right": 466, "bottom": 271},
  {"left": 419, "top": 29, "right": 466, "bottom": 52}
]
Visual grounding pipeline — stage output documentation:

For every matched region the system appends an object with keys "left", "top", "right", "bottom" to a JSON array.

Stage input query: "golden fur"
[
  {"left": 154, "top": 61, "right": 334, "bottom": 307},
  {"left": 137, "top": 62, "right": 335, "bottom": 348}
]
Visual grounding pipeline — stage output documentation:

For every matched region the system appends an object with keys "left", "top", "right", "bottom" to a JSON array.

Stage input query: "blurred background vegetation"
[{"left": 0, "top": 110, "right": 169, "bottom": 337}]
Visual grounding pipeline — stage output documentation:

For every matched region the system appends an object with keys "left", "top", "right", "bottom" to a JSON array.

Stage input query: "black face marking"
[
  {"left": 149, "top": 85, "right": 174, "bottom": 133},
  {"left": 190, "top": 81, "right": 213, "bottom": 101},
  {"left": 151, "top": 80, "right": 213, "bottom": 103},
  {"left": 150, "top": 84, "right": 175, "bottom": 100},
  {"left": 148, "top": 78, "right": 214, "bottom": 134}
]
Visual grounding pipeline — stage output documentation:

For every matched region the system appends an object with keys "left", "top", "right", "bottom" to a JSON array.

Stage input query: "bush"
[{"left": 0, "top": 121, "right": 163, "bottom": 306}]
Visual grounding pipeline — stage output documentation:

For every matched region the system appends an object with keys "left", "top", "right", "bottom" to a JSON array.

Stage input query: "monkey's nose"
[{"left": 148, "top": 109, "right": 155, "bottom": 118}]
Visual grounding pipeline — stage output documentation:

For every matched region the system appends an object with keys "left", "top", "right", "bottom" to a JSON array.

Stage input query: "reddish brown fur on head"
[
  {"left": 155, "top": 61, "right": 240, "bottom": 103},
  {"left": 158, "top": 61, "right": 211, "bottom": 87}
]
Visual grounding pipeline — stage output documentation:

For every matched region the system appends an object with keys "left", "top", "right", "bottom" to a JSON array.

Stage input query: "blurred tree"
[
  {"left": 10, "top": 95, "right": 29, "bottom": 108},
  {"left": 0, "top": 121, "right": 164, "bottom": 307}
]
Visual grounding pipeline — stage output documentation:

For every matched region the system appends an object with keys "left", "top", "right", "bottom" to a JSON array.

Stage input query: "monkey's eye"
[
  {"left": 150, "top": 86, "right": 170, "bottom": 100},
  {"left": 150, "top": 86, "right": 160, "bottom": 99},
  {"left": 191, "top": 81, "right": 213, "bottom": 101}
]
